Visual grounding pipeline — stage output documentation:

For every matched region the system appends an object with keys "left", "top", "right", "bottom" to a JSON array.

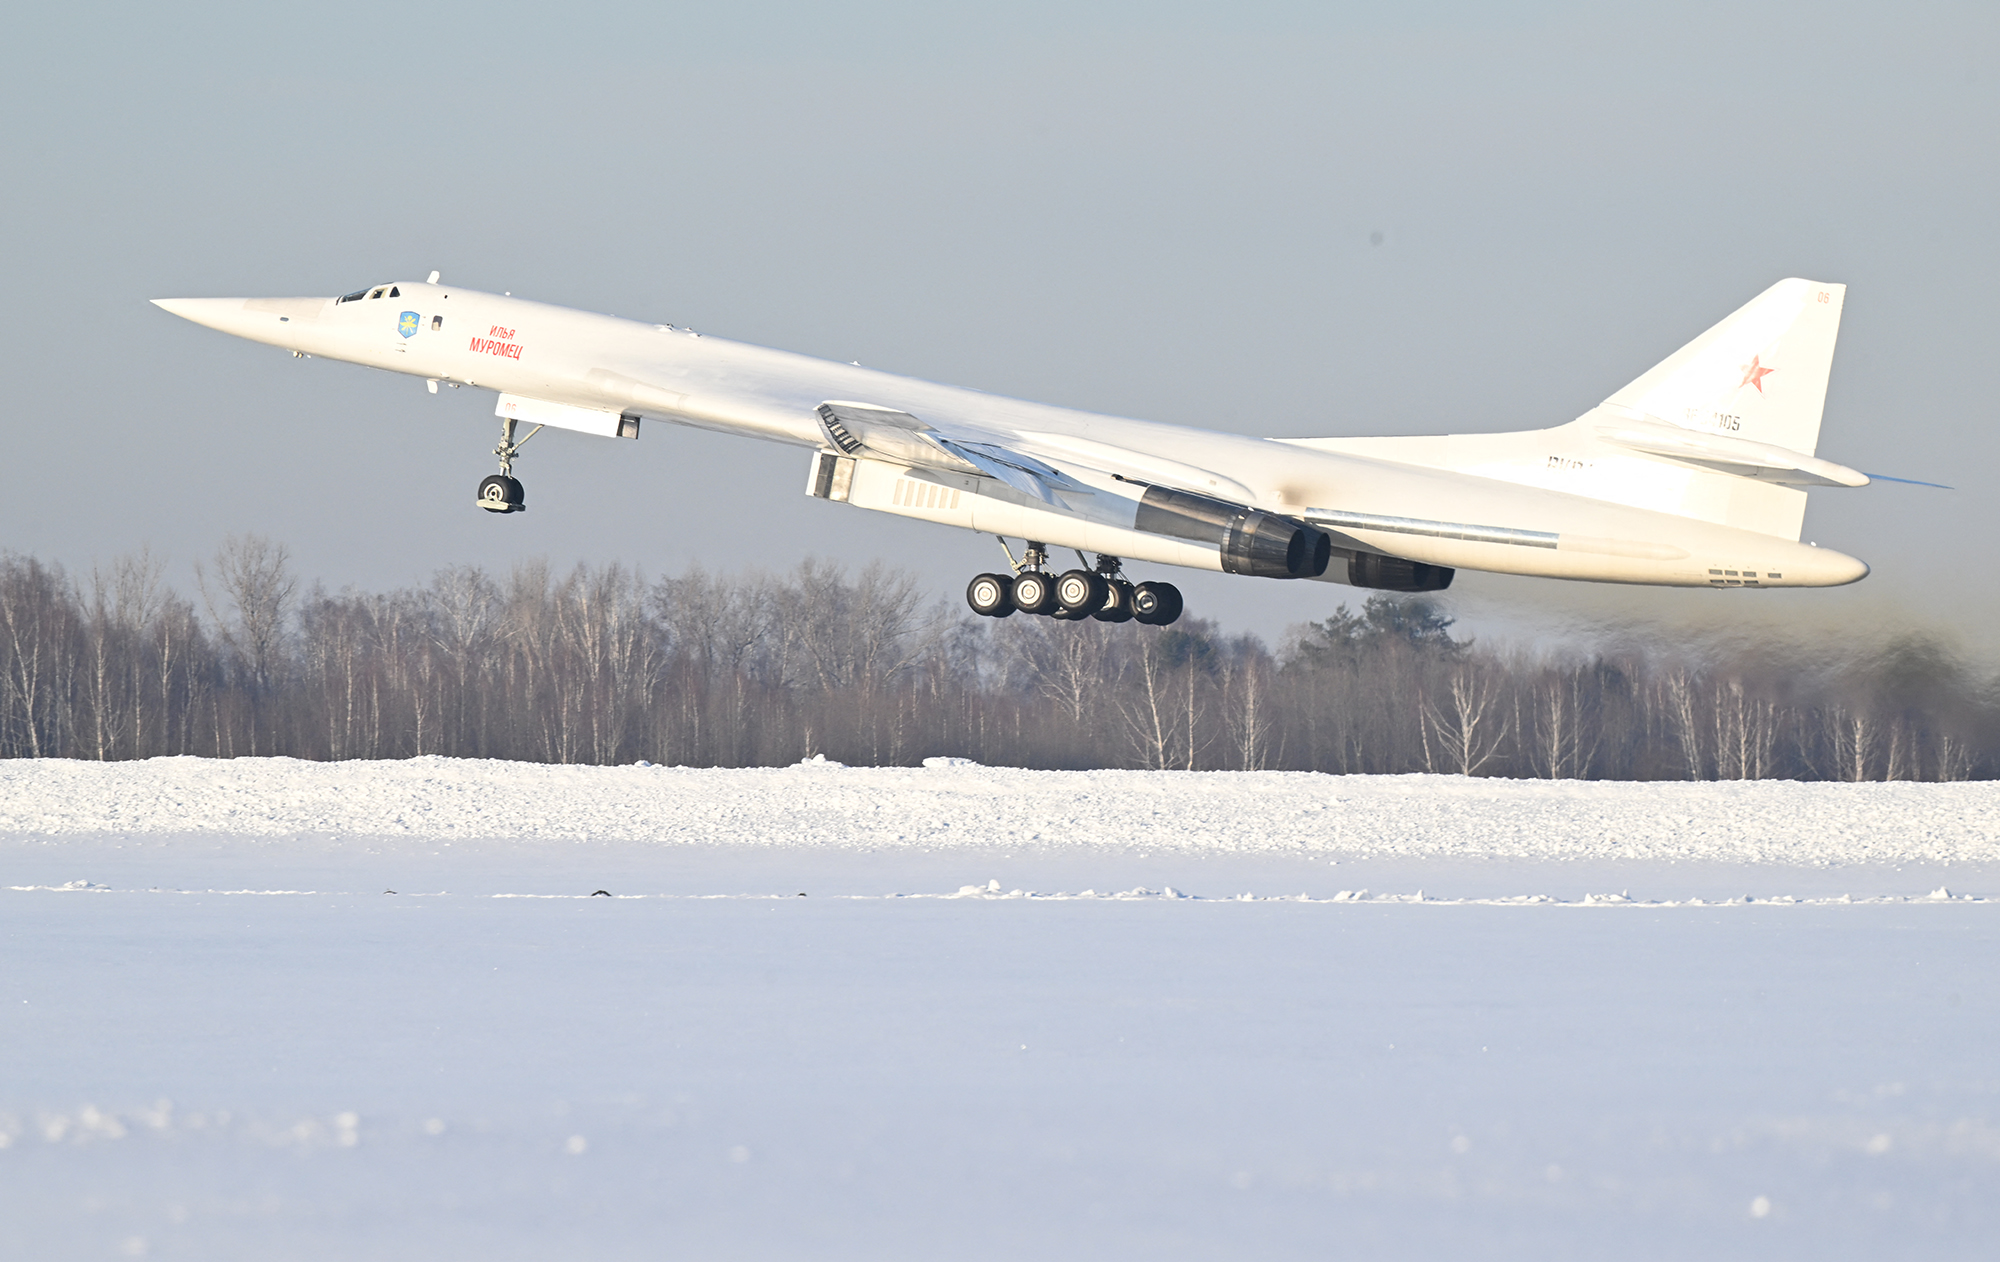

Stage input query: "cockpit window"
[
  {"left": 389, "top": 286, "right": 400, "bottom": 297},
  {"left": 338, "top": 289, "right": 368, "bottom": 303},
  {"left": 369, "top": 288, "right": 386, "bottom": 300}
]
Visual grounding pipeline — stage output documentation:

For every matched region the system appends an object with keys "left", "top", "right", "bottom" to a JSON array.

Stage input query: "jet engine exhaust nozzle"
[
  {"left": 1347, "top": 553, "right": 1454, "bottom": 592},
  {"left": 1134, "top": 486, "right": 1331, "bottom": 579}
]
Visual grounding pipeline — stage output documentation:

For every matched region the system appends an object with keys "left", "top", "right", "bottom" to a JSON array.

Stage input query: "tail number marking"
[{"left": 1687, "top": 407, "right": 1741, "bottom": 431}]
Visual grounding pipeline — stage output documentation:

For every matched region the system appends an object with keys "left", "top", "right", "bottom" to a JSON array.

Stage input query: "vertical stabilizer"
[
  {"left": 1278, "top": 278, "right": 1856, "bottom": 541},
  {"left": 1601, "top": 278, "right": 1844, "bottom": 457}
]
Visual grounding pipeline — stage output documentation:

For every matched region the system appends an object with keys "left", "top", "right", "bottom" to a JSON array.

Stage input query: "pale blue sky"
[{"left": 3, "top": 2, "right": 1994, "bottom": 651}]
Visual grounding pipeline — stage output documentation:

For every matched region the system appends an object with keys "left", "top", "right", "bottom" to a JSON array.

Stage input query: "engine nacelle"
[
  {"left": 1348, "top": 553, "right": 1454, "bottom": 592},
  {"left": 1134, "top": 486, "right": 1331, "bottom": 579}
]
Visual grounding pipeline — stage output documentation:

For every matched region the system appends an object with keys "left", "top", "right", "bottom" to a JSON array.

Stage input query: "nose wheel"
[
  {"left": 476, "top": 416, "right": 540, "bottom": 514},
  {"left": 477, "top": 474, "right": 525, "bottom": 513},
  {"left": 966, "top": 543, "right": 1181, "bottom": 625}
]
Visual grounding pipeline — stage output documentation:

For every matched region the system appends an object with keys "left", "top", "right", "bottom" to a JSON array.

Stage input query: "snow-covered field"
[
  {"left": 4, "top": 758, "right": 1995, "bottom": 1259},
  {"left": 8, "top": 754, "right": 2000, "bottom": 864}
]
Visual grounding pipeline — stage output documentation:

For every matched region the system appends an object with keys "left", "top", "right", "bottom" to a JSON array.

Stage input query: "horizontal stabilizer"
[
  {"left": 1863, "top": 472, "right": 1954, "bottom": 489},
  {"left": 1592, "top": 412, "right": 1867, "bottom": 487}
]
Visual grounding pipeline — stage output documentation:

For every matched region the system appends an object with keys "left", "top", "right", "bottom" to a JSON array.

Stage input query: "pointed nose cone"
[
  {"left": 152, "top": 297, "right": 251, "bottom": 334},
  {"left": 153, "top": 296, "right": 331, "bottom": 347}
]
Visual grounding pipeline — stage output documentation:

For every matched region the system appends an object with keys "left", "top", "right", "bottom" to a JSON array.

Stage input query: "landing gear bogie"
[{"left": 964, "top": 542, "right": 1180, "bottom": 625}]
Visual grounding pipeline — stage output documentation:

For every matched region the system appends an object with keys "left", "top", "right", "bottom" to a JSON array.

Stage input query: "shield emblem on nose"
[{"left": 398, "top": 311, "right": 420, "bottom": 338}]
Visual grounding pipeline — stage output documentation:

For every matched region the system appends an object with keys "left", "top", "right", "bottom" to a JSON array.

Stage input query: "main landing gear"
[
  {"left": 966, "top": 541, "right": 1184, "bottom": 625},
  {"left": 477, "top": 416, "right": 542, "bottom": 514}
]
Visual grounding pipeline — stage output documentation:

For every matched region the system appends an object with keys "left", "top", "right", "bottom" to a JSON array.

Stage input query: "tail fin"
[
  {"left": 1601, "top": 277, "right": 1844, "bottom": 456},
  {"left": 1277, "top": 277, "right": 1852, "bottom": 542}
]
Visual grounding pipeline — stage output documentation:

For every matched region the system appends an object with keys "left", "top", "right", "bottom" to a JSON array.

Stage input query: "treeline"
[{"left": 1, "top": 537, "right": 1992, "bottom": 779}]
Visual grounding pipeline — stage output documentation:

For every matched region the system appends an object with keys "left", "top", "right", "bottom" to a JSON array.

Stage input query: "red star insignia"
[{"left": 1739, "top": 355, "right": 1774, "bottom": 393}]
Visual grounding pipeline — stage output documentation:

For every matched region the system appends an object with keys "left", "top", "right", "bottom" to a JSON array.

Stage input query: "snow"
[
  {"left": 4, "top": 755, "right": 1998, "bottom": 864},
  {"left": 3, "top": 758, "right": 1996, "bottom": 1258}
]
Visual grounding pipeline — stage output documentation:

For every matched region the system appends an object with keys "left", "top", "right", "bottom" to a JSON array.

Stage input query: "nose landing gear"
[
  {"left": 477, "top": 416, "right": 540, "bottom": 514},
  {"left": 477, "top": 474, "right": 524, "bottom": 512},
  {"left": 966, "top": 542, "right": 1182, "bottom": 625}
]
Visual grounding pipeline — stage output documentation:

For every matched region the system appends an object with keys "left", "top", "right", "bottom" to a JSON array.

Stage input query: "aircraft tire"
[
  {"left": 1010, "top": 571, "right": 1057, "bottom": 616},
  {"left": 966, "top": 573, "right": 1016, "bottom": 618},
  {"left": 1132, "top": 581, "right": 1184, "bottom": 626},
  {"left": 1055, "top": 570, "right": 1107, "bottom": 617},
  {"left": 477, "top": 474, "right": 524, "bottom": 512},
  {"left": 1092, "top": 579, "right": 1136, "bottom": 623}
]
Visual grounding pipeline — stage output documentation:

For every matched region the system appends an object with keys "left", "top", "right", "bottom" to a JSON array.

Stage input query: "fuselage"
[{"left": 152, "top": 281, "right": 1869, "bottom": 590}]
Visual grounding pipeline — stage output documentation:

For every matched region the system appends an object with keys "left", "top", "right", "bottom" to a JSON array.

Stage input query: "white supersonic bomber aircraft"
[{"left": 154, "top": 274, "right": 1872, "bottom": 626}]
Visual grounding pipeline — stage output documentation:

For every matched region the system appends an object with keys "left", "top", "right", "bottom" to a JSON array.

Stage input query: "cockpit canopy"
[{"left": 337, "top": 284, "right": 400, "bottom": 304}]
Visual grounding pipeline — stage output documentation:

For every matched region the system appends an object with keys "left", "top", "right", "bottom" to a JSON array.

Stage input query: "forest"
[{"left": 1, "top": 536, "right": 1991, "bottom": 779}]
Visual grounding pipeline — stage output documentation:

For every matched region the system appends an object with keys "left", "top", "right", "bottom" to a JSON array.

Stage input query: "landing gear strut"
[
  {"left": 966, "top": 541, "right": 1181, "bottom": 625},
  {"left": 477, "top": 416, "right": 541, "bottom": 514}
]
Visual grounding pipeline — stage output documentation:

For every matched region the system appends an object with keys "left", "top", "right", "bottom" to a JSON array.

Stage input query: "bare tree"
[
  {"left": 81, "top": 553, "right": 167, "bottom": 760},
  {"left": 1710, "top": 677, "right": 1777, "bottom": 780},
  {"left": 1529, "top": 662, "right": 1599, "bottom": 780},
  {"left": 0, "top": 556, "right": 79, "bottom": 758},
  {"left": 1119, "top": 626, "right": 1177, "bottom": 769},
  {"left": 428, "top": 563, "right": 500, "bottom": 755},
  {"left": 1823, "top": 705, "right": 1881, "bottom": 782},
  {"left": 1222, "top": 641, "right": 1274, "bottom": 771},
  {"left": 654, "top": 564, "right": 775, "bottom": 765},
  {"left": 1004, "top": 616, "right": 1117, "bottom": 730},
  {"left": 3, "top": 541, "right": 1999, "bottom": 780},
  {"left": 1420, "top": 664, "right": 1512, "bottom": 776},
  {"left": 197, "top": 534, "right": 296, "bottom": 693},
  {"left": 1937, "top": 733, "right": 1977, "bottom": 781},
  {"left": 1659, "top": 668, "right": 1707, "bottom": 780}
]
